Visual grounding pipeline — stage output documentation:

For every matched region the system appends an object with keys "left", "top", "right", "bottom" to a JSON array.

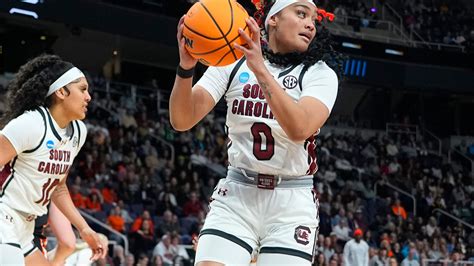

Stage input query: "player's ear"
[
  {"left": 268, "top": 14, "right": 278, "bottom": 29},
  {"left": 54, "top": 87, "right": 67, "bottom": 99}
]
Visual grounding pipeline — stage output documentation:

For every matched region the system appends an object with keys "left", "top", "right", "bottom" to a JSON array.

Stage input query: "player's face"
[
  {"left": 63, "top": 77, "right": 91, "bottom": 120},
  {"left": 269, "top": 1, "right": 317, "bottom": 53}
]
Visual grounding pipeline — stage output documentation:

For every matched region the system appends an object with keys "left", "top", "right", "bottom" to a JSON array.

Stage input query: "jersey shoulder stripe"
[
  {"left": 74, "top": 120, "right": 82, "bottom": 152},
  {"left": 226, "top": 57, "right": 247, "bottom": 92},
  {"left": 45, "top": 108, "right": 62, "bottom": 141}
]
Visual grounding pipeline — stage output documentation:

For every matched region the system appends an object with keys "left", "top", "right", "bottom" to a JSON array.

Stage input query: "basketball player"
[
  {"left": 33, "top": 202, "right": 77, "bottom": 266},
  {"left": 0, "top": 54, "right": 107, "bottom": 265},
  {"left": 170, "top": 0, "right": 343, "bottom": 265}
]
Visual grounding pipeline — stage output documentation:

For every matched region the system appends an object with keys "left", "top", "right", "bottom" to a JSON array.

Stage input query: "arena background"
[{"left": 0, "top": 0, "right": 473, "bottom": 265}]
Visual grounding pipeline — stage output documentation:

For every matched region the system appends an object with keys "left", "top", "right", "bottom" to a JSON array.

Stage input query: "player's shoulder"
[
  {"left": 73, "top": 120, "right": 88, "bottom": 135},
  {"left": 10, "top": 108, "right": 47, "bottom": 130},
  {"left": 307, "top": 61, "right": 337, "bottom": 77},
  {"left": 208, "top": 57, "right": 247, "bottom": 73}
]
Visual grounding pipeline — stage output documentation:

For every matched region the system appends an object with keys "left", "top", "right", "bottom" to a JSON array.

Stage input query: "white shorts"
[
  {"left": 0, "top": 203, "right": 37, "bottom": 256},
  {"left": 195, "top": 170, "right": 319, "bottom": 266}
]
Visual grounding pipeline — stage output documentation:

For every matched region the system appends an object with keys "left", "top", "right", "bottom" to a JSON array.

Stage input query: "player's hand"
[
  {"left": 79, "top": 227, "right": 108, "bottom": 261},
  {"left": 234, "top": 17, "right": 265, "bottom": 75},
  {"left": 177, "top": 15, "right": 198, "bottom": 70}
]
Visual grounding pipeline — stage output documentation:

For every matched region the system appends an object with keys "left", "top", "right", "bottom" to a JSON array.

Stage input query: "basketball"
[{"left": 182, "top": 0, "right": 251, "bottom": 67}]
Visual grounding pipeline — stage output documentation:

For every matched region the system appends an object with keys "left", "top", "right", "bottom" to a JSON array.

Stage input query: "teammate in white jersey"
[
  {"left": 171, "top": 0, "right": 344, "bottom": 265},
  {"left": 0, "top": 54, "right": 107, "bottom": 265}
]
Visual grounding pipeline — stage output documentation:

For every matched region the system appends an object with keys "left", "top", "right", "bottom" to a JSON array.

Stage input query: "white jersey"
[
  {"left": 0, "top": 106, "right": 87, "bottom": 216},
  {"left": 197, "top": 59, "right": 338, "bottom": 176}
]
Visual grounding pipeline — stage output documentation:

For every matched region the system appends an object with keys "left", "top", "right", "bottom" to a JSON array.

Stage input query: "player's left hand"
[
  {"left": 79, "top": 227, "right": 108, "bottom": 261},
  {"left": 234, "top": 17, "right": 266, "bottom": 75}
]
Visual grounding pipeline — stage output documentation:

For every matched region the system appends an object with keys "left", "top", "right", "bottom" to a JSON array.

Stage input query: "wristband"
[{"left": 177, "top": 65, "right": 195, "bottom": 79}]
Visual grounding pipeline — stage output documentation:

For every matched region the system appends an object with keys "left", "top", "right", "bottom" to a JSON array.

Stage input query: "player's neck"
[{"left": 47, "top": 106, "right": 69, "bottom": 129}]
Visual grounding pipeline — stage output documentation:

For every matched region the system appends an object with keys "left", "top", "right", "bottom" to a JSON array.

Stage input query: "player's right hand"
[
  {"left": 79, "top": 227, "right": 108, "bottom": 261},
  {"left": 177, "top": 15, "right": 198, "bottom": 70}
]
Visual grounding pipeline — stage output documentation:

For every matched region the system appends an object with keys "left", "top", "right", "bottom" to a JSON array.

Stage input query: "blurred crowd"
[
  {"left": 32, "top": 74, "right": 468, "bottom": 265},
  {"left": 383, "top": 0, "right": 473, "bottom": 48},
  {"left": 1, "top": 73, "right": 473, "bottom": 265},
  {"left": 319, "top": 0, "right": 473, "bottom": 52}
]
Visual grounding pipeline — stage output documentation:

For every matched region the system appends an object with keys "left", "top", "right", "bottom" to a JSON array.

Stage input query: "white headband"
[
  {"left": 264, "top": 0, "right": 316, "bottom": 31},
  {"left": 46, "top": 67, "right": 85, "bottom": 97}
]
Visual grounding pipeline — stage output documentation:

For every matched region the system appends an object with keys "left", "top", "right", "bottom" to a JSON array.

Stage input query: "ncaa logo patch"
[
  {"left": 46, "top": 140, "right": 55, "bottom": 149},
  {"left": 283, "top": 75, "right": 298, "bottom": 89},
  {"left": 239, "top": 72, "right": 250, "bottom": 83},
  {"left": 73, "top": 136, "right": 79, "bottom": 148},
  {"left": 294, "top": 225, "right": 311, "bottom": 245}
]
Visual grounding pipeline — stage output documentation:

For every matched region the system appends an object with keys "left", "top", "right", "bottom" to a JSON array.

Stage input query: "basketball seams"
[
  {"left": 188, "top": 24, "right": 249, "bottom": 56},
  {"left": 183, "top": 22, "right": 225, "bottom": 40},
  {"left": 200, "top": 1, "right": 238, "bottom": 60},
  {"left": 215, "top": 48, "right": 237, "bottom": 65}
]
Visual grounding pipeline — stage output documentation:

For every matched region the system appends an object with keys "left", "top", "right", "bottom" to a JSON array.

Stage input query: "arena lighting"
[
  {"left": 9, "top": 8, "right": 38, "bottom": 19},
  {"left": 370, "top": 7, "right": 377, "bottom": 13},
  {"left": 343, "top": 59, "right": 367, "bottom": 77},
  {"left": 20, "top": 0, "right": 39, "bottom": 4},
  {"left": 385, "top": 49, "right": 404, "bottom": 56},
  {"left": 342, "top": 42, "right": 362, "bottom": 49}
]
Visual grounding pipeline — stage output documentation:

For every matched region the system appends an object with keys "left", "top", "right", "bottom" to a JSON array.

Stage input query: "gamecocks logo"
[
  {"left": 283, "top": 75, "right": 298, "bottom": 89},
  {"left": 294, "top": 225, "right": 311, "bottom": 245}
]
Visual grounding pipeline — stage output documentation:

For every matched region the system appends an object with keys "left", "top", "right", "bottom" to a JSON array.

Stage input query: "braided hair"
[
  {"left": 0, "top": 54, "right": 73, "bottom": 126},
  {"left": 252, "top": 0, "right": 345, "bottom": 78}
]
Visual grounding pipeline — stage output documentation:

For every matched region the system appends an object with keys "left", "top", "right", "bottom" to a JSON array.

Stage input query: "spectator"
[
  {"left": 333, "top": 219, "right": 352, "bottom": 242},
  {"left": 152, "top": 233, "right": 175, "bottom": 266},
  {"left": 124, "top": 253, "right": 135, "bottom": 266},
  {"left": 392, "top": 199, "right": 408, "bottom": 220},
  {"left": 157, "top": 210, "right": 181, "bottom": 237},
  {"left": 107, "top": 206, "right": 125, "bottom": 233},
  {"left": 182, "top": 191, "right": 203, "bottom": 217},
  {"left": 70, "top": 184, "right": 86, "bottom": 209},
  {"left": 84, "top": 191, "right": 102, "bottom": 213},
  {"left": 322, "top": 236, "right": 335, "bottom": 262},
  {"left": 314, "top": 252, "right": 326, "bottom": 266},
  {"left": 136, "top": 253, "right": 149, "bottom": 266},
  {"left": 129, "top": 219, "right": 155, "bottom": 258},
  {"left": 343, "top": 228, "right": 369, "bottom": 266},
  {"left": 117, "top": 200, "right": 134, "bottom": 224},
  {"left": 369, "top": 247, "right": 383, "bottom": 266},
  {"left": 170, "top": 233, "right": 190, "bottom": 265},
  {"left": 101, "top": 183, "right": 117, "bottom": 204},
  {"left": 131, "top": 210, "right": 155, "bottom": 236},
  {"left": 401, "top": 248, "right": 420, "bottom": 266}
]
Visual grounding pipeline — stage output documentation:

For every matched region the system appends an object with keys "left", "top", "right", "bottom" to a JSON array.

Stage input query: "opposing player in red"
[
  {"left": 170, "top": 0, "right": 343, "bottom": 265},
  {"left": 0, "top": 54, "right": 107, "bottom": 265}
]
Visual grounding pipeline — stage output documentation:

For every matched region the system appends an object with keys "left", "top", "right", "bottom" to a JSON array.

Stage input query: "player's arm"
[
  {"left": 170, "top": 83, "right": 215, "bottom": 131},
  {"left": 48, "top": 202, "right": 76, "bottom": 266},
  {"left": 51, "top": 178, "right": 107, "bottom": 261},
  {"left": 235, "top": 17, "right": 335, "bottom": 142},
  {"left": 254, "top": 72, "right": 330, "bottom": 141},
  {"left": 0, "top": 134, "right": 16, "bottom": 166},
  {"left": 169, "top": 15, "right": 215, "bottom": 131}
]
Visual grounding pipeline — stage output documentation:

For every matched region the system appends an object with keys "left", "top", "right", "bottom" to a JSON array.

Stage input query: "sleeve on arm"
[
  {"left": 195, "top": 65, "right": 232, "bottom": 104},
  {"left": 300, "top": 62, "right": 339, "bottom": 113},
  {"left": 0, "top": 112, "right": 44, "bottom": 154}
]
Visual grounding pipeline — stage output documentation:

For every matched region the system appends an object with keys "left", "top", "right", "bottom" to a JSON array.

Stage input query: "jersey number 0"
[{"left": 251, "top": 122, "right": 274, "bottom": 160}]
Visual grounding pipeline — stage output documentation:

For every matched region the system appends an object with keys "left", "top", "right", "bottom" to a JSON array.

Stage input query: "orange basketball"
[{"left": 182, "top": 0, "right": 251, "bottom": 67}]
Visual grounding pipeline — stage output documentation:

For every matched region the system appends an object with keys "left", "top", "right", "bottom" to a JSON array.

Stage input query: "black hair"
[
  {"left": 255, "top": 0, "right": 346, "bottom": 78},
  {"left": 0, "top": 54, "right": 74, "bottom": 126}
]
